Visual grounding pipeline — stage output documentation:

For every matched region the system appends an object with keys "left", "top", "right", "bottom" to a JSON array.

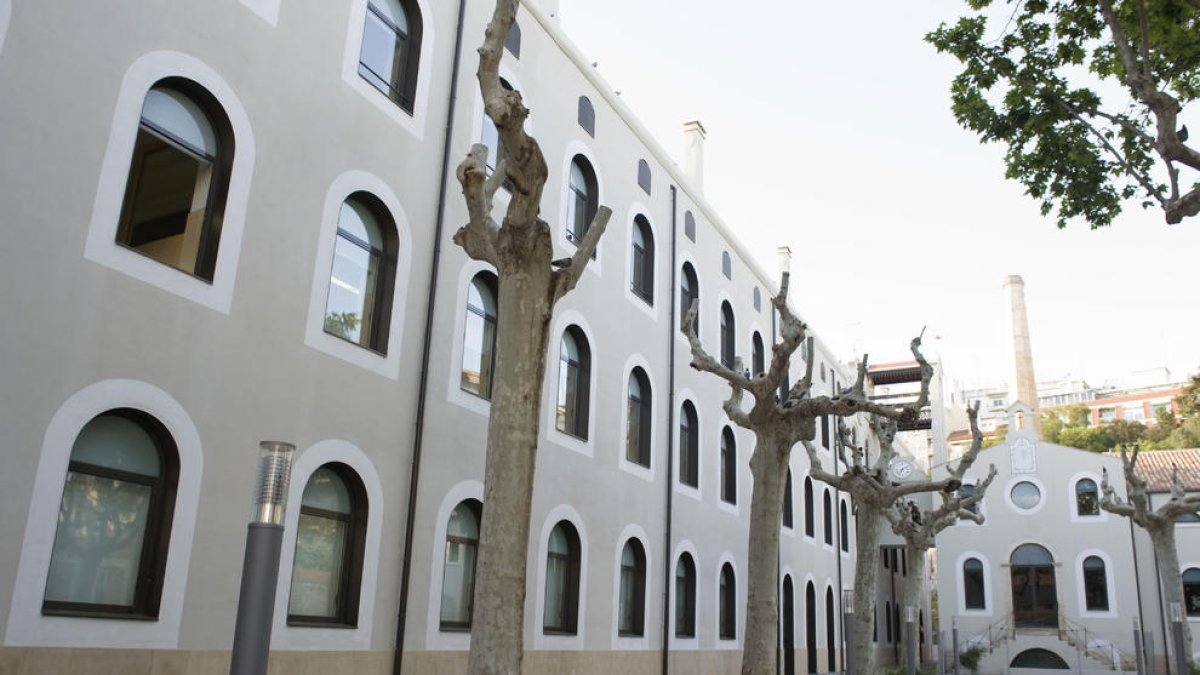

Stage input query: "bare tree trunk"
[
  {"left": 1149, "top": 523, "right": 1194, "bottom": 666},
  {"left": 742, "top": 436, "right": 790, "bottom": 675},
  {"left": 468, "top": 258, "right": 555, "bottom": 675},
  {"left": 900, "top": 544, "right": 927, "bottom": 670},
  {"left": 852, "top": 508, "right": 884, "bottom": 675}
]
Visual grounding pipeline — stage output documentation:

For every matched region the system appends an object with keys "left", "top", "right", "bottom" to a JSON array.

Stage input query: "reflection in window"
[
  {"left": 359, "top": 0, "right": 423, "bottom": 111},
  {"left": 1184, "top": 568, "right": 1200, "bottom": 616},
  {"left": 544, "top": 522, "right": 581, "bottom": 634},
  {"left": 325, "top": 197, "right": 395, "bottom": 351},
  {"left": 556, "top": 327, "right": 591, "bottom": 439},
  {"left": 44, "top": 411, "right": 179, "bottom": 618},
  {"left": 439, "top": 500, "right": 481, "bottom": 629},
  {"left": 1075, "top": 478, "right": 1099, "bottom": 516},
  {"left": 461, "top": 272, "right": 498, "bottom": 398},
  {"left": 618, "top": 539, "right": 646, "bottom": 636},
  {"left": 680, "top": 263, "right": 699, "bottom": 330},
  {"left": 679, "top": 401, "right": 699, "bottom": 488},
  {"left": 626, "top": 368, "right": 652, "bottom": 467},
  {"left": 565, "top": 156, "right": 598, "bottom": 245},
  {"left": 720, "top": 302, "right": 735, "bottom": 368},
  {"left": 630, "top": 216, "right": 654, "bottom": 303},
  {"left": 288, "top": 464, "right": 367, "bottom": 625},
  {"left": 1082, "top": 556, "right": 1108, "bottom": 611}
]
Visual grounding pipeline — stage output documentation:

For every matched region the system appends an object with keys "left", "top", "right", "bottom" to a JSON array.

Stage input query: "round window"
[{"left": 1010, "top": 481, "right": 1042, "bottom": 510}]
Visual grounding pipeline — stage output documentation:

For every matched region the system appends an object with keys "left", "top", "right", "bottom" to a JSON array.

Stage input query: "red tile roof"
[{"left": 1123, "top": 448, "right": 1200, "bottom": 492}]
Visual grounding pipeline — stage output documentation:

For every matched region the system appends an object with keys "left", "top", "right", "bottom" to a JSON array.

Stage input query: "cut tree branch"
[{"left": 550, "top": 206, "right": 613, "bottom": 302}]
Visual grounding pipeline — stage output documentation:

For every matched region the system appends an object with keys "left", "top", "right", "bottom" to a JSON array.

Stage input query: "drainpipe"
[
  {"left": 392, "top": 0, "right": 468, "bottom": 671},
  {"left": 660, "top": 184, "right": 679, "bottom": 675},
  {"left": 1129, "top": 514, "right": 1150, "bottom": 671},
  {"left": 772, "top": 307, "right": 779, "bottom": 675}
]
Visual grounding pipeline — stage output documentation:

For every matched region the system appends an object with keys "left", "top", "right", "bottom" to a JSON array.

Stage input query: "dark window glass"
[
  {"left": 358, "top": 0, "right": 423, "bottom": 111},
  {"left": 823, "top": 489, "right": 833, "bottom": 545},
  {"left": 720, "top": 302, "right": 735, "bottom": 369},
  {"left": 1184, "top": 568, "right": 1200, "bottom": 616},
  {"left": 885, "top": 600, "right": 892, "bottom": 643},
  {"left": 680, "top": 263, "right": 699, "bottom": 331},
  {"left": 324, "top": 193, "right": 399, "bottom": 353},
  {"left": 721, "top": 251, "right": 731, "bottom": 279},
  {"left": 439, "top": 500, "right": 481, "bottom": 630},
  {"left": 753, "top": 286, "right": 761, "bottom": 312},
  {"left": 1009, "top": 649, "right": 1070, "bottom": 669},
  {"left": 721, "top": 427, "right": 737, "bottom": 504},
  {"left": 543, "top": 521, "right": 581, "bottom": 634},
  {"left": 783, "top": 469, "right": 794, "bottom": 529},
  {"left": 618, "top": 539, "right": 646, "bottom": 636},
  {"left": 637, "top": 159, "right": 651, "bottom": 195},
  {"left": 1075, "top": 478, "right": 1100, "bottom": 516},
  {"left": 679, "top": 401, "right": 699, "bottom": 488},
  {"left": 577, "top": 96, "right": 595, "bottom": 136},
  {"left": 504, "top": 21, "right": 520, "bottom": 57},
  {"left": 902, "top": 549, "right": 908, "bottom": 576},
  {"left": 556, "top": 326, "right": 591, "bottom": 439},
  {"left": 820, "top": 416, "right": 830, "bottom": 449},
  {"left": 43, "top": 411, "right": 179, "bottom": 619},
  {"left": 959, "top": 483, "right": 979, "bottom": 517},
  {"left": 719, "top": 563, "right": 736, "bottom": 639},
  {"left": 963, "top": 558, "right": 986, "bottom": 609},
  {"left": 804, "top": 477, "right": 815, "bottom": 537},
  {"left": 630, "top": 215, "right": 654, "bottom": 304},
  {"left": 625, "top": 368, "right": 652, "bottom": 467},
  {"left": 674, "top": 554, "right": 696, "bottom": 637},
  {"left": 461, "top": 272, "right": 498, "bottom": 398},
  {"left": 287, "top": 463, "right": 368, "bottom": 626},
  {"left": 116, "top": 82, "right": 233, "bottom": 281},
  {"left": 840, "top": 500, "right": 849, "bottom": 552},
  {"left": 566, "top": 156, "right": 598, "bottom": 246},
  {"left": 752, "top": 332, "right": 765, "bottom": 376},
  {"left": 683, "top": 211, "right": 696, "bottom": 242},
  {"left": 1082, "top": 556, "right": 1109, "bottom": 611},
  {"left": 825, "top": 587, "right": 836, "bottom": 671}
]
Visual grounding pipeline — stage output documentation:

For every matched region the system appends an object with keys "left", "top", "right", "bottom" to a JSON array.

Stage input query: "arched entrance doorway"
[
  {"left": 783, "top": 576, "right": 796, "bottom": 675},
  {"left": 806, "top": 581, "right": 817, "bottom": 673},
  {"left": 1011, "top": 648, "right": 1070, "bottom": 668},
  {"left": 1010, "top": 544, "right": 1057, "bottom": 628}
]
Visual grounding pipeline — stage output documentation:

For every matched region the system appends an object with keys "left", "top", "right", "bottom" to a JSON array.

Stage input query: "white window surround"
[
  {"left": 238, "top": 0, "right": 280, "bottom": 25},
  {"left": 617, "top": 354, "right": 658, "bottom": 482},
  {"left": 543, "top": 309, "right": 597, "bottom": 458},
  {"left": 424, "top": 480, "right": 484, "bottom": 650},
  {"left": 271, "top": 440, "right": 385, "bottom": 650},
  {"left": 673, "top": 389, "right": 703, "bottom": 502},
  {"left": 1067, "top": 471, "right": 1109, "bottom": 523},
  {"left": 713, "top": 553, "right": 740, "bottom": 648},
  {"left": 1004, "top": 475, "right": 1048, "bottom": 516},
  {"left": 675, "top": 250, "right": 701, "bottom": 347},
  {"left": 0, "top": 0, "right": 10, "bottom": 55},
  {"left": 1073, "top": 549, "right": 1118, "bottom": 618},
  {"left": 954, "top": 551, "right": 993, "bottom": 617},
  {"left": 340, "top": 0, "right": 435, "bottom": 140},
  {"left": 446, "top": 260, "right": 499, "bottom": 417},
  {"left": 5, "top": 379, "right": 203, "bottom": 649},
  {"left": 668, "top": 541, "right": 700, "bottom": 651},
  {"left": 555, "top": 140, "right": 605, "bottom": 277},
  {"left": 84, "top": 51, "right": 255, "bottom": 315},
  {"left": 532, "top": 504, "right": 589, "bottom": 650},
  {"left": 303, "top": 170, "right": 414, "bottom": 380},
  {"left": 622, "top": 203, "right": 659, "bottom": 321},
  {"left": 610, "top": 524, "right": 652, "bottom": 651}
]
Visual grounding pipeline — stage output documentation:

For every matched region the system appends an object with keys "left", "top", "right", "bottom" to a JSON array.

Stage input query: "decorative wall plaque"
[{"left": 1010, "top": 437, "right": 1037, "bottom": 474}]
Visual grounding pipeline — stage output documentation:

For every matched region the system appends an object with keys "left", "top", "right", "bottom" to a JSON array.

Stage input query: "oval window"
[{"left": 1010, "top": 481, "right": 1041, "bottom": 510}]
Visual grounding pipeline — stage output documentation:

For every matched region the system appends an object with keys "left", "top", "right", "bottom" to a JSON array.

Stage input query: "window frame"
[
  {"left": 555, "top": 326, "right": 592, "bottom": 441},
  {"left": 543, "top": 521, "right": 582, "bottom": 635},
  {"left": 804, "top": 477, "right": 815, "bottom": 538},
  {"left": 679, "top": 400, "right": 700, "bottom": 489},
  {"left": 625, "top": 367, "right": 652, "bottom": 468},
  {"left": 718, "top": 563, "right": 736, "bottom": 640},
  {"left": 680, "top": 262, "right": 699, "bottom": 332},
  {"left": 565, "top": 155, "right": 599, "bottom": 247},
  {"left": 720, "top": 426, "right": 737, "bottom": 505},
  {"left": 1081, "top": 555, "right": 1109, "bottom": 612},
  {"left": 782, "top": 469, "right": 794, "bottom": 529},
  {"left": 323, "top": 194, "right": 399, "bottom": 354},
  {"left": 674, "top": 553, "right": 697, "bottom": 638},
  {"left": 719, "top": 301, "right": 735, "bottom": 369},
  {"left": 629, "top": 215, "right": 655, "bottom": 304},
  {"left": 617, "top": 539, "right": 647, "bottom": 637},
  {"left": 357, "top": 0, "right": 424, "bottom": 113},
  {"left": 1183, "top": 567, "right": 1200, "bottom": 617},
  {"left": 438, "top": 499, "right": 482, "bottom": 631},
  {"left": 460, "top": 271, "right": 498, "bottom": 399},
  {"left": 822, "top": 488, "right": 834, "bottom": 546}
]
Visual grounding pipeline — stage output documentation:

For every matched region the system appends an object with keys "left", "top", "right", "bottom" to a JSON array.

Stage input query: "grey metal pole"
[
  {"left": 843, "top": 589, "right": 855, "bottom": 675},
  {"left": 906, "top": 606, "right": 917, "bottom": 675},
  {"left": 1171, "top": 602, "right": 1188, "bottom": 675},
  {"left": 1135, "top": 617, "right": 1146, "bottom": 675},
  {"left": 952, "top": 618, "right": 960, "bottom": 675},
  {"left": 229, "top": 441, "right": 295, "bottom": 675}
]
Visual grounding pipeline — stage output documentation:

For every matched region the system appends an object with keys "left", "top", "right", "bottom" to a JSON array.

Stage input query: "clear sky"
[{"left": 557, "top": 0, "right": 1200, "bottom": 392}]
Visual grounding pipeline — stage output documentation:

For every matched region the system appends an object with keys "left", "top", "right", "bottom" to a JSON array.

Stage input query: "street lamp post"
[
  {"left": 952, "top": 616, "right": 960, "bottom": 675},
  {"left": 1170, "top": 602, "right": 1187, "bottom": 675},
  {"left": 229, "top": 441, "right": 296, "bottom": 675},
  {"left": 843, "top": 589, "right": 855, "bottom": 675},
  {"left": 905, "top": 605, "right": 917, "bottom": 675}
]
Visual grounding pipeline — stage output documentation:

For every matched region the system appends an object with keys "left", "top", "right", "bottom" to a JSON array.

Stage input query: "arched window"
[
  {"left": 720, "top": 426, "right": 737, "bottom": 505},
  {"left": 1010, "top": 649, "right": 1070, "bottom": 669},
  {"left": 782, "top": 469, "right": 794, "bottom": 529},
  {"left": 626, "top": 368, "right": 652, "bottom": 466},
  {"left": 679, "top": 401, "right": 699, "bottom": 488},
  {"left": 630, "top": 215, "right": 654, "bottom": 303},
  {"left": 719, "top": 563, "right": 736, "bottom": 639},
  {"left": 683, "top": 210, "right": 696, "bottom": 242},
  {"left": 439, "top": 499, "right": 481, "bottom": 630},
  {"left": 885, "top": 600, "right": 892, "bottom": 643},
  {"left": 751, "top": 331, "right": 765, "bottom": 376},
  {"left": 566, "top": 155, "right": 598, "bottom": 245},
  {"left": 823, "top": 489, "right": 833, "bottom": 545},
  {"left": 358, "top": 0, "right": 423, "bottom": 111},
  {"left": 618, "top": 539, "right": 646, "bottom": 636},
  {"left": 805, "top": 582, "right": 818, "bottom": 672},
  {"left": 577, "top": 96, "right": 595, "bottom": 136},
  {"left": 461, "top": 271, "right": 498, "bottom": 398},
  {"left": 43, "top": 410, "right": 179, "bottom": 618},
  {"left": 1183, "top": 568, "right": 1200, "bottom": 616},
  {"left": 825, "top": 587, "right": 836, "bottom": 671},
  {"left": 637, "top": 159, "right": 651, "bottom": 195},
  {"left": 1082, "top": 556, "right": 1109, "bottom": 611},
  {"left": 504, "top": 21, "right": 521, "bottom": 57},
  {"left": 674, "top": 553, "right": 697, "bottom": 637},
  {"left": 1075, "top": 478, "right": 1100, "bottom": 516},
  {"left": 543, "top": 521, "right": 581, "bottom": 634},
  {"left": 556, "top": 326, "right": 591, "bottom": 439},
  {"left": 804, "top": 477, "right": 815, "bottom": 537},
  {"left": 720, "top": 301, "right": 735, "bottom": 368},
  {"left": 324, "top": 193, "right": 399, "bottom": 352},
  {"left": 116, "top": 81, "right": 233, "bottom": 281},
  {"left": 840, "top": 499, "right": 850, "bottom": 552},
  {"left": 288, "top": 463, "right": 368, "bottom": 626},
  {"left": 963, "top": 558, "right": 985, "bottom": 609},
  {"left": 680, "top": 262, "right": 699, "bottom": 330},
  {"left": 479, "top": 78, "right": 514, "bottom": 178}
]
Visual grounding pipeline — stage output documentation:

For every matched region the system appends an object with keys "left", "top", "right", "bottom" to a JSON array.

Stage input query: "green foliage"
[
  {"left": 927, "top": 1, "right": 1200, "bottom": 228},
  {"left": 323, "top": 312, "right": 360, "bottom": 340},
  {"left": 960, "top": 644, "right": 985, "bottom": 674},
  {"left": 982, "top": 425, "right": 1008, "bottom": 448},
  {"left": 1179, "top": 371, "right": 1200, "bottom": 417},
  {"left": 1058, "top": 424, "right": 1115, "bottom": 452}
]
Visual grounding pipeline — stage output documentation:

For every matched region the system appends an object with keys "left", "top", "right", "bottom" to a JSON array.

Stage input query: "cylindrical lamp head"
[
  {"left": 905, "top": 606, "right": 916, "bottom": 623},
  {"left": 842, "top": 589, "right": 855, "bottom": 614},
  {"left": 252, "top": 441, "right": 296, "bottom": 525},
  {"left": 1170, "top": 601, "right": 1183, "bottom": 623}
]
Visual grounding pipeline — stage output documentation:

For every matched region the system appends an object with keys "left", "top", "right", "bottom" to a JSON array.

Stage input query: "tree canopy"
[{"left": 928, "top": 0, "right": 1200, "bottom": 228}]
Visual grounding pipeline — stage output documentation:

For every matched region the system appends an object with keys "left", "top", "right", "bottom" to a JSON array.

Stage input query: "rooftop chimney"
[
  {"left": 1003, "top": 275, "right": 1041, "bottom": 435},
  {"left": 682, "top": 120, "right": 706, "bottom": 191},
  {"left": 777, "top": 246, "right": 792, "bottom": 277}
]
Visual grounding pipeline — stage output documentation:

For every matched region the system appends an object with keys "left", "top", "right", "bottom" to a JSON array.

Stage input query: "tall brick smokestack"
[{"left": 1003, "top": 275, "right": 1041, "bottom": 435}]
